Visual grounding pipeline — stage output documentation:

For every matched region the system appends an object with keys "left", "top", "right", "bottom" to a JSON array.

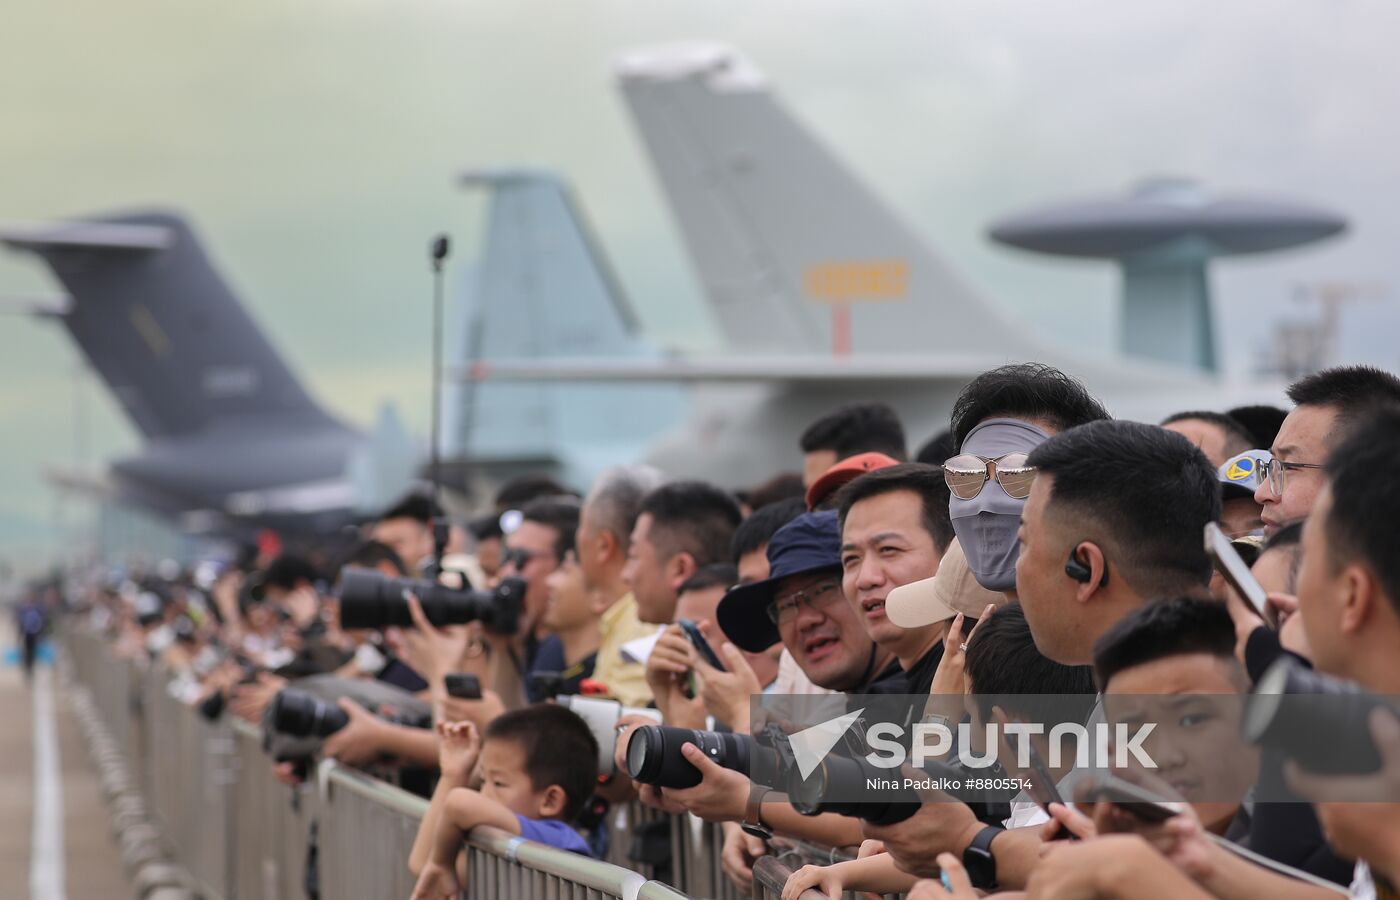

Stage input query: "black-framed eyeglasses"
[
  {"left": 942, "top": 452, "right": 1037, "bottom": 500},
  {"left": 1261, "top": 456, "right": 1324, "bottom": 498},
  {"left": 766, "top": 579, "right": 844, "bottom": 625}
]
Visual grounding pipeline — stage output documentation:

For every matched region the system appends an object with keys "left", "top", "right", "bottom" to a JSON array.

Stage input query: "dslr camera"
[
  {"left": 1245, "top": 657, "right": 1399, "bottom": 776},
  {"left": 267, "top": 687, "right": 430, "bottom": 740},
  {"left": 337, "top": 567, "right": 524, "bottom": 633}
]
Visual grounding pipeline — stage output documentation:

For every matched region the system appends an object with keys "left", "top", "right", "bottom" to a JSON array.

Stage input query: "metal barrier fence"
[
  {"left": 142, "top": 664, "right": 236, "bottom": 899},
  {"left": 69, "top": 628, "right": 141, "bottom": 764},
  {"left": 752, "top": 857, "right": 821, "bottom": 900},
  {"left": 317, "top": 762, "right": 426, "bottom": 899},
  {"left": 232, "top": 718, "right": 320, "bottom": 900},
  {"left": 65, "top": 626, "right": 742, "bottom": 900}
]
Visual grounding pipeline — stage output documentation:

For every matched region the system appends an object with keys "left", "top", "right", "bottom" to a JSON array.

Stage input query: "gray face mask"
[{"left": 948, "top": 418, "right": 1051, "bottom": 591}]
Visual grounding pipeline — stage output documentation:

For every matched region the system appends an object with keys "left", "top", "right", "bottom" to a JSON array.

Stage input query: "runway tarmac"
[{"left": 0, "top": 629, "right": 127, "bottom": 899}]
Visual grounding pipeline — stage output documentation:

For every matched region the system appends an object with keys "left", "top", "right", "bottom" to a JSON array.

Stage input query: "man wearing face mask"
[{"left": 943, "top": 363, "right": 1111, "bottom": 598}]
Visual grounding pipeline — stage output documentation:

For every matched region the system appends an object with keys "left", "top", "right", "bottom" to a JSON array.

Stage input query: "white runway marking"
[{"left": 30, "top": 666, "right": 66, "bottom": 900}]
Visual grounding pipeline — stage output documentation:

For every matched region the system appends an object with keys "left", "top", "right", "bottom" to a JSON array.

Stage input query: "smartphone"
[
  {"left": 1022, "top": 738, "right": 1066, "bottom": 812},
  {"left": 1086, "top": 775, "right": 1186, "bottom": 824},
  {"left": 444, "top": 672, "right": 482, "bottom": 700},
  {"left": 1205, "top": 522, "right": 1275, "bottom": 627},
  {"left": 677, "top": 619, "right": 726, "bottom": 672}
]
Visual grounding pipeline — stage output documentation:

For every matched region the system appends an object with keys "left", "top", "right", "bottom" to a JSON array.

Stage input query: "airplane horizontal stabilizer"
[
  {"left": 455, "top": 354, "right": 1013, "bottom": 385},
  {"left": 0, "top": 220, "right": 173, "bottom": 251}
]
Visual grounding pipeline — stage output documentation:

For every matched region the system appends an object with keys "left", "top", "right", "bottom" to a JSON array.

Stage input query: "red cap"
[{"left": 805, "top": 452, "right": 901, "bottom": 510}]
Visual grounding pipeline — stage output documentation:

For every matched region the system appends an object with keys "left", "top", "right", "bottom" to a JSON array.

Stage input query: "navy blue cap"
[{"left": 717, "top": 510, "right": 842, "bottom": 652}]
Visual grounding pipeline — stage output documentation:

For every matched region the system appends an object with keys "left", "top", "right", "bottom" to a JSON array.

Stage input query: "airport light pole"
[{"left": 428, "top": 235, "right": 450, "bottom": 574}]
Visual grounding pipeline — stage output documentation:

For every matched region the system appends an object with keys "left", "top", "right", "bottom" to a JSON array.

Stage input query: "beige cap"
[{"left": 886, "top": 537, "right": 1008, "bottom": 628}]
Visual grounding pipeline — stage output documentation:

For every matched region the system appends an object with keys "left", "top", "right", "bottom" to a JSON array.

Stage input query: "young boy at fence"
[{"left": 409, "top": 703, "right": 599, "bottom": 899}]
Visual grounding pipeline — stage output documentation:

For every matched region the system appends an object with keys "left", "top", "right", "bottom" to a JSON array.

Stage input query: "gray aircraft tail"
[
  {"left": 444, "top": 171, "right": 682, "bottom": 485},
  {"left": 615, "top": 43, "right": 1040, "bottom": 358},
  {"left": 0, "top": 212, "right": 345, "bottom": 439}
]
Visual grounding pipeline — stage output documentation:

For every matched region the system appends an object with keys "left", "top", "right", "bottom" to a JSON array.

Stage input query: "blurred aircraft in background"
[
  {"left": 452, "top": 43, "right": 1325, "bottom": 489},
  {"left": 0, "top": 215, "right": 419, "bottom": 535},
  {"left": 2, "top": 43, "right": 1342, "bottom": 532}
]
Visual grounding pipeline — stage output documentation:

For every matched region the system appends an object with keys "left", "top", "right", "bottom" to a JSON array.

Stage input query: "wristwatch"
[
  {"left": 961, "top": 824, "right": 1004, "bottom": 890},
  {"left": 741, "top": 787, "right": 773, "bottom": 839}
]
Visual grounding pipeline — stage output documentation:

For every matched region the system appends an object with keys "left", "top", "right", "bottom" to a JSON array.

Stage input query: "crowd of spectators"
[{"left": 49, "top": 360, "right": 1400, "bottom": 900}]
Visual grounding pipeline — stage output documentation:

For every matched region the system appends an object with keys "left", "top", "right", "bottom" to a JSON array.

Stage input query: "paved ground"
[{"left": 0, "top": 633, "right": 128, "bottom": 900}]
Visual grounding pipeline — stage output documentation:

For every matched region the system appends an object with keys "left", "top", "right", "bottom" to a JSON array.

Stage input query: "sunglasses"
[
  {"left": 943, "top": 452, "right": 1037, "bottom": 500},
  {"left": 501, "top": 547, "right": 534, "bottom": 570}
]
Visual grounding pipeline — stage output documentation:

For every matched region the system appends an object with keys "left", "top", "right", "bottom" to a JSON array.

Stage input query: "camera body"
[
  {"left": 337, "top": 567, "right": 524, "bottom": 633},
  {"left": 1244, "top": 657, "right": 1396, "bottom": 775}
]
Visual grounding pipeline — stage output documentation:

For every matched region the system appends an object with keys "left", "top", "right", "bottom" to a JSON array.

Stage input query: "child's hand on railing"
[
  {"left": 436, "top": 720, "right": 481, "bottom": 786},
  {"left": 409, "top": 858, "right": 460, "bottom": 900},
  {"left": 782, "top": 862, "right": 845, "bottom": 900}
]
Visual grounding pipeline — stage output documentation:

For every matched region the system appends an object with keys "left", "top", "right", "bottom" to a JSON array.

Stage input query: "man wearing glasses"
[
  {"left": 1255, "top": 365, "right": 1400, "bottom": 538},
  {"left": 718, "top": 510, "right": 897, "bottom": 696}
]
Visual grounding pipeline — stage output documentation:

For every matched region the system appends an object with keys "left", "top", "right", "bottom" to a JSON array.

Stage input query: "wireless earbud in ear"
[{"left": 1064, "top": 547, "right": 1109, "bottom": 586}]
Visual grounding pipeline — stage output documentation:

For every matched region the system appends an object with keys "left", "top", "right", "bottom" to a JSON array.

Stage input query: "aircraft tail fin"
[
  {"left": 0, "top": 211, "right": 343, "bottom": 439},
  {"left": 444, "top": 171, "right": 680, "bottom": 476},
  {"left": 615, "top": 43, "right": 1039, "bottom": 357}
]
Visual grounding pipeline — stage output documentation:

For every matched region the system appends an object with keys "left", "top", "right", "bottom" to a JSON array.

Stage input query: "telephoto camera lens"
[
  {"left": 1244, "top": 657, "right": 1396, "bottom": 775},
  {"left": 625, "top": 725, "right": 754, "bottom": 789},
  {"left": 785, "top": 751, "right": 920, "bottom": 826},
  {"left": 269, "top": 688, "right": 350, "bottom": 738},
  {"left": 337, "top": 567, "right": 524, "bottom": 633}
]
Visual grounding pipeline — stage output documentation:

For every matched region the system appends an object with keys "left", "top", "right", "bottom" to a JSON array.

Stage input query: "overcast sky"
[{"left": 3, "top": 0, "right": 1399, "bottom": 569}]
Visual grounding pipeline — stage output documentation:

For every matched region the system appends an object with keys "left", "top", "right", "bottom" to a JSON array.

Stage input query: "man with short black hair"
[
  {"left": 371, "top": 493, "right": 437, "bottom": 573},
  {"left": 799, "top": 402, "right": 907, "bottom": 487},
  {"left": 1162, "top": 410, "right": 1256, "bottom": 467},
  {"left": 1255, "top": 364, "right": 1400, "bottom": 536},
  {"left": 503, "top": 497, "right": 581, "bottom": 670},
  {"left": 465, "top": 514, "right": 504, "bottom": 580},
  {"left": 1292, "top": 406, "right": 1400, "bottom": 900},
  {"left": 835, "top": 463, "right": 955, "bottom": 692},
  {"left": 624, "top": 481, "right": 742, "bottom": 625},
  {"left": 865, "top": 425, "right": 1219, "bottom": 891},
  {"left": 1016, "top": 420, "right": 1220, "bottom": 666},
  {"left": 731, "top": 497, "right": 806, "bottom": 586},
  {"left": 1296, "top": 407, "right": 1400, "bottom": 693},
  {"left": 493, "top": 474, "right": 575, "bottom": 512}
]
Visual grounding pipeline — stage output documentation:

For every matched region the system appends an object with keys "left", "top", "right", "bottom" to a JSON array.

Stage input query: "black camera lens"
[
  {"left": 786, "top": 752, "right": 919, "bottom": 826},
  {"left": 626, "top": 725, "right": 753, "bottom": 789},
  {"left": 269, "top": 689, "right": 350, "bottom": 739},
  {"left": 337, "top": 567, "right": 523, "bottom": 633},
  {"left": 1244, "top": 658, "right": 1394, "bottom": 775}
]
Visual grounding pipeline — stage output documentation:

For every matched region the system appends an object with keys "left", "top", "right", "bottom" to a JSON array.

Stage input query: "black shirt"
[
  {"left": 866, "top": 640, "right": 946, "bottom": 696},
  {"left": 525, "top": 634, "right": 597, "bottom": 702}
]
